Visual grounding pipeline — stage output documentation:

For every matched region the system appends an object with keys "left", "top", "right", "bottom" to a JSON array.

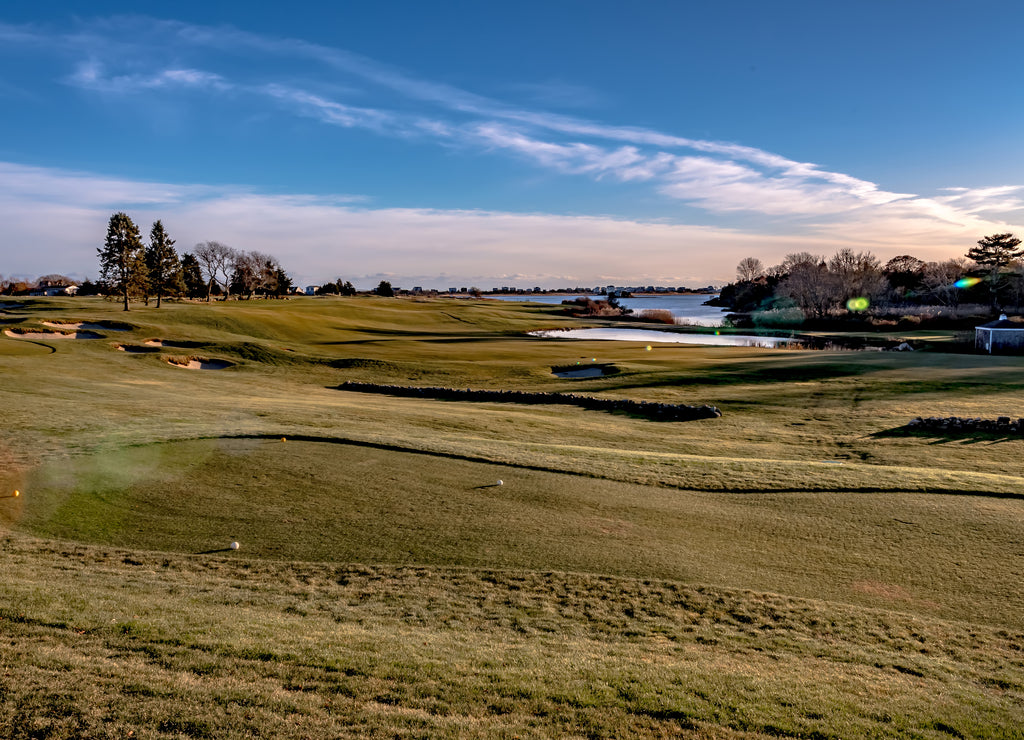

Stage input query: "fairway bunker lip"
[
  {"left": 42, "top": 320, "right": 130, "bottom": 332},
  {"left": 116, "top": 344, "right": 161, "bottom": 353},
  {"left": 167, "top": 356, "right": 234, "bottom": 370},
  {"left": 146, "top": 339, "right": 202, "bottom": 349},
  {"left": 4, "top": 328, "right": 103, "bottom": 340},
  {"left": 552, "top": 363, "right": 619, "bottom": 379}
]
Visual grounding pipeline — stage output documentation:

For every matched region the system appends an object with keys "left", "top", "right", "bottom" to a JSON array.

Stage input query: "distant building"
[
  {"left": 29, "top": 283, "right": 77, "bottom": 297},
  {"left": 976, "top": 315, "right": 1024, "bottom": 354},
  {"left": 304, "top": 286, "right": 319, "bottom": 296}
]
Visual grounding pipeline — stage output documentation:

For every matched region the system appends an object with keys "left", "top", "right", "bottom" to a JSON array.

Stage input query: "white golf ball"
[
  {"left": 230, "top": 541, "right": 240, "bottom": 550},
  {"left": 496, "top": 480, "right": 503, "bottom": 486}
]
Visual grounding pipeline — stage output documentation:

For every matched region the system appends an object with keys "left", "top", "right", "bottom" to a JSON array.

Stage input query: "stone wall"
[
  {"left": 338, "top": 381, "right": 722, "bottom": 422},
  {"left": 906, "top": 416, "right": 1024, "bottom": 434}
]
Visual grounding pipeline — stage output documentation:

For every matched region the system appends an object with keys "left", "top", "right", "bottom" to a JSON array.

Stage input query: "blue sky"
[{"left": 1, "top": 2, "right": 1022, "bottom": 288}]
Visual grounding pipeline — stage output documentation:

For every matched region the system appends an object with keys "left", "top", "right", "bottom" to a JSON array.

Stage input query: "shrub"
[{"left": 637, "top": 309, "right": 675, "bottom": 324}]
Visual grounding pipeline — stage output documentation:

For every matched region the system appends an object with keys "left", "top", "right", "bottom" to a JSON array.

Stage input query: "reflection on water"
[{"left": 529, "top": 328, "right": 803, "bottom": 348}]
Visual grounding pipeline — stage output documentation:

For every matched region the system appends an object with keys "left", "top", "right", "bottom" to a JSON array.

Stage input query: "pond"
[
  {"left": 489, "top": 293, "right": 729, "bottom": 326},
  {"left": 529, "top": 327, "right": 804, "bottom": 348}
]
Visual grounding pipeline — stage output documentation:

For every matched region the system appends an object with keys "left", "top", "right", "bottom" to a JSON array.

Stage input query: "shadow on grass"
[
  {"left": 1, "top": 338, "right": 56, "bottom": 354},
  {"left": 872, "top": 427, "right": 1022, "bottom": 445}
]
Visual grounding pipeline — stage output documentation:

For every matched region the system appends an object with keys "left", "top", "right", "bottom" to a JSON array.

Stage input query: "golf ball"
[
  {"left": 230, "top": 541, "right": 240, "bottom": 550},
  {"left": 496, "top": 480, "right": 503, "bottom": 486}
]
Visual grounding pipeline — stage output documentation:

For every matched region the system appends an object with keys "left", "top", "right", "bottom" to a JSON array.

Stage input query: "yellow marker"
[
  {"left": 13, "top": 490, "right": 19, "bottom": 497},
  {"left": 281, "top": 437, "right": 286, "bottom": 442}
]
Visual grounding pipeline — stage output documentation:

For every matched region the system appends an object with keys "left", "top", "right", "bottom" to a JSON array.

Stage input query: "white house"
[{"left": 975, "top": 314, "right": 1024, "bottom": 354}]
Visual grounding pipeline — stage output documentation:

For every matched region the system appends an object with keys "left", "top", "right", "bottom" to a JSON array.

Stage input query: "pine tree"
[
  {"left": 967, "top": 233, "right": 1023, "bottom": 310},
  {"left": 146, "top": 220, "right": 183, "bottom": 308},
  {"left": 98, "top": 212, "right": 146, "bottom": 311},
  {"left": 180, "top": 253, "right": 206, "bottom": 299}
]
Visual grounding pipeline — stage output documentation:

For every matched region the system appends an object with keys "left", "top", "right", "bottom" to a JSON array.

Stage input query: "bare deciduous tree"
[
  {"left": 193, "top": 241, "right": 237, "bottom": 301},
  {"left": 922, "top": 258, "right": 969, "bottom": 307},
  {"left": 736, "top": 257, "right": 765, "bottom": 283}
]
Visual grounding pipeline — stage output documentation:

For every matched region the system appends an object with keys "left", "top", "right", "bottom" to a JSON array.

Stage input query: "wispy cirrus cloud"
[
  {"left": 69, "top": 60, "right": 230, "bottom": 93},
  {"left": 1, "top": 14, "right": 1022, "bottom": 280}
]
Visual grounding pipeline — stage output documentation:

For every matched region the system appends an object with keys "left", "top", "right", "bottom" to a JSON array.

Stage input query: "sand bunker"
[
  {"left": 167, "top": 357, "right": 233, "bottom": 370},
  {"left": 117, "top": 344, "right": 160, "bottom": 353},
  {"left": 145, "top": 340, "right": 165, "bottom": 347},
  {"left": 43, "top": 321, "right": 128, "bottom": 332},
  {"left": 553, "top": 367, "right": 606, "bottom": 378},
  {"left": 4, "top": 329, "right": 101, "bottom": 340}
]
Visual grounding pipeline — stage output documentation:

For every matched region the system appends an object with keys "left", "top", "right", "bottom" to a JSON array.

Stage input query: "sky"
[{"left": 1, "top": 1, "right": 1023, "bottom": 289}]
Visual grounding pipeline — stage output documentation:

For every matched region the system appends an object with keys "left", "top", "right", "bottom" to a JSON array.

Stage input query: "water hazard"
[{"left": 529, "top": 328, "right": 803, "bottom": 348}]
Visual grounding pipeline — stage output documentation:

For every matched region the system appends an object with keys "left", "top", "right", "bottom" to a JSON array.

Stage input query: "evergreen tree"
[
  {"left": 274, "top": 268, "right": 293, "bottom": 297},
  {"left": 146, "top": 220, "right": 183, "bottom": 308},
  {"left": 375, "top": 280, "right": 395, "bottom": 297},
  {"left": 180, "top": 253, "right": 206, "bottom": 299},
  {"left": 98, "top": 212, "right": 146, "bottom": 311},
  {"left": 968, "top": 233, "right": 1023, "bottom": 310}
]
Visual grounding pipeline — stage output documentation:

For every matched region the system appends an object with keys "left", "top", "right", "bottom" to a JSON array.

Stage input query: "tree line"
[
  {"left": 717, "top": 233, "right": 1023, "bottom": 324},
  {"left": 97, "top": 212, "right": 293, "bottom": 310}
]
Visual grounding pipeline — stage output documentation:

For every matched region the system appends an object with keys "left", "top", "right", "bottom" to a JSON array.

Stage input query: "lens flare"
[
  {"left": 954, "top": 277, "right": 982, "bottom": 289},
  {"left": 846, "top": 296, "right": 870, "bottom": 312}
]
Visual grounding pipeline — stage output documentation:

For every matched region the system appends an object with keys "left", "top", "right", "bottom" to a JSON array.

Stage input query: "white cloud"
[
  {"left": 2, "top": 17, "right": 1023, "bottom": 283},
  {"left": 0, "top": 162, "right": 1013, "bottom": 288}
]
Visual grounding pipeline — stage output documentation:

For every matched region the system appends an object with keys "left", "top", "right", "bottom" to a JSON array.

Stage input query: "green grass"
[{"left": 0, "top": 295, "right": 1022, "bottom": 737}]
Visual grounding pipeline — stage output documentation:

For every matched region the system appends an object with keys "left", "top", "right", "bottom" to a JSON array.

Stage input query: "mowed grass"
[
  {"left": 1, "top": 296, "right": 1023, "bottom": 737},
  {"left": 14, "top": 437, "right": 1024, "bottom": 628}
]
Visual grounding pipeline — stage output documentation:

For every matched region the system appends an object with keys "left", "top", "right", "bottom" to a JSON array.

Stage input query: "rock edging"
[{"left": 338, "top": 382, "right": 721, "bottom": 421}]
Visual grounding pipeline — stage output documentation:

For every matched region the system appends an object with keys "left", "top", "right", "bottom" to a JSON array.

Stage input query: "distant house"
[
  {"left": 976, "top": 315, "right": 1024, "bottom": 354},
  {"left": 29, "top": 284, "right": 77, "bottom": 297},
  {"left": 304, "top": 286, "right": 319, "bottom": 296}
]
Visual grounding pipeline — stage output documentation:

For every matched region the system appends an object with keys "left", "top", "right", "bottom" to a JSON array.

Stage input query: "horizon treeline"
[
  {"left": 716, "top": 234, "right": 1023, "bottom": 325},
  {"left": 93, "top": 212, "right": 294, "bottom": 310}
]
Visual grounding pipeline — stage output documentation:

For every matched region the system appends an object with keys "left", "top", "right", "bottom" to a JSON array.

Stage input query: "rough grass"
[
  {"left": 0, "top": 295, "right": 1022, "bottom": 737},
  {"left": 1, "top": 535, "right": 1021, "bottom": 739}
]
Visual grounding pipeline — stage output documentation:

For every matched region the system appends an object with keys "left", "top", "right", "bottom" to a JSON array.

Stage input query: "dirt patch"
[{"left": 117, "top": 344, "right": 160, "bottom": 354}]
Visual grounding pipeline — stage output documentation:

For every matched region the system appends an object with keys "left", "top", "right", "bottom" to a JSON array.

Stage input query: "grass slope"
[{"left": 0, "top": 296, "right": 1022, "bottom": 737}]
